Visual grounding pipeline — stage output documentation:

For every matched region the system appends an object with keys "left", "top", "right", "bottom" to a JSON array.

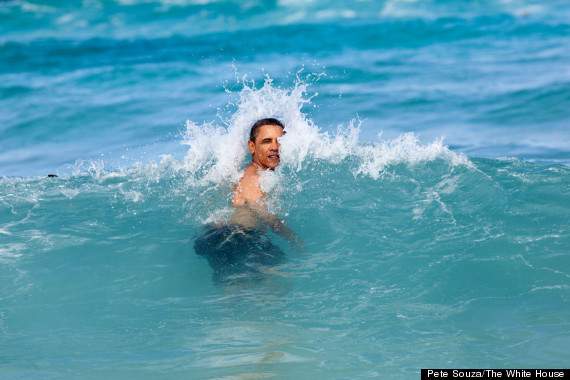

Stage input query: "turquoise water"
[{"left": 1, "top": 0, "right": 570, "bottom": 378}]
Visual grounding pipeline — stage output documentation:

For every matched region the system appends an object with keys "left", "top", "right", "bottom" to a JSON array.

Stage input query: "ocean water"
[{"left": 1, "top": 0, "right": 570, "bottom": 378}]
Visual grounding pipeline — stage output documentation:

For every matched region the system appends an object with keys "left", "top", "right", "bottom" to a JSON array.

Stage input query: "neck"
[{"left": 251, "top": 161, "right": 265, "bottom": 171}]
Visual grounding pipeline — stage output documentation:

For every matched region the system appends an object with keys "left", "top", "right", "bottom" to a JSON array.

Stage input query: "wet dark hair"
[{"left": 249, "top": 118, "right": 285, "bottom": 142}]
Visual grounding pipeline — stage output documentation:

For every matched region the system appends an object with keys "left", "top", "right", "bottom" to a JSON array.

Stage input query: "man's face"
[{"left": 248, "top": 124, "right": 284, "bottom": 170}]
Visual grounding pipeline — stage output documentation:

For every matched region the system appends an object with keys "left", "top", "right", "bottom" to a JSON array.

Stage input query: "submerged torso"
[{"left": 228, "top": 202, "right": 268, "bottom": 231}]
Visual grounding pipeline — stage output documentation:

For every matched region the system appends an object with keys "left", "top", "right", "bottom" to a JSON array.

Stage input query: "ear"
[{"left": 248, "top": 140, "right": 256, "bottom": 155}]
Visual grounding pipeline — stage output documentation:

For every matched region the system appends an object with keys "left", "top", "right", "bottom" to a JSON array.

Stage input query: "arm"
[{"left": 252, "top": 205, "right": 304, "bottom": 250}]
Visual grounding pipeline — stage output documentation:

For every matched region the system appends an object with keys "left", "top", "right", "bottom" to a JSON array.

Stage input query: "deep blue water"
[{"left": 1, "top": 0, "right": 569, "bottom": 378}]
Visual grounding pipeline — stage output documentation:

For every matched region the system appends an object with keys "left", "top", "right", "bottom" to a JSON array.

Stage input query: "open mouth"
[{"left": 268, "top": 155, "right": 280, "bottom": 159}]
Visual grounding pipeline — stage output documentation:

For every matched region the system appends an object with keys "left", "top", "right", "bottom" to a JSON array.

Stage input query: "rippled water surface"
[{"left": 1, "top": 0, "right": 569, "bottom": 378}]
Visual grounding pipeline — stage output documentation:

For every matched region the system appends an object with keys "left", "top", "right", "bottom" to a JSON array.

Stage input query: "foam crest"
[
  {"left": 355, "top": 133, "right": 470, "bottom": 179},
  {"left": 179, "top": 77, "right": 469, "bottom": 187}
]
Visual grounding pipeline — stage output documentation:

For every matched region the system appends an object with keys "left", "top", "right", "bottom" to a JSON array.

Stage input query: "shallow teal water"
[
  {"left": 1, "top": 0, "right": 570, "bottom": 378},
  {"left": 2, "top": 152, "right": 569, "bottom": 377}
]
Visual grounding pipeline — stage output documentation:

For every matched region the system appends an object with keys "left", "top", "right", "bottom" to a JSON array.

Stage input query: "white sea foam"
[
  {"left": 19, "top": 2, "right": 56, "bottom": 13},
  {"left": 177, "top": 77, "right": 469, "bottom": 187},
  {"left": 0, "top": 243, "right": 26, "bottom": 263}
]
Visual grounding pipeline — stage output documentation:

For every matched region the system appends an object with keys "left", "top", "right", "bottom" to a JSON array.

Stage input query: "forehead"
[{"left": 254, "top": 124, "right": 284, "bottom": 140}]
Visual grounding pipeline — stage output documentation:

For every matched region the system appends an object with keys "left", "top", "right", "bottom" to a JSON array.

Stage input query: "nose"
[{"left": 270, "top": 140, "right": 279, "bottom": 151}]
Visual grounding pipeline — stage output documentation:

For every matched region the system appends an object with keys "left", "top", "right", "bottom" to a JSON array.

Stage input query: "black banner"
[{"left": 422, "top": 369, "right": 569, "bottom": 379}]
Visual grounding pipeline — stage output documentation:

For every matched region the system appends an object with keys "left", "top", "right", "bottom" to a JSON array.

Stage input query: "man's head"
[{"left": 248, "top": 118, "right": 285, "bottom": 170}]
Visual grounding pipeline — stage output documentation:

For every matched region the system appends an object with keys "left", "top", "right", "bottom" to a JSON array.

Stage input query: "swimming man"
[{"left": 194, "top": 118, "right": 302, "bottom": 285}]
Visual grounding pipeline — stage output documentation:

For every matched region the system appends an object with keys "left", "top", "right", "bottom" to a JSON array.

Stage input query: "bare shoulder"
[{"left": 232, "top": 164, "right": 263, "bottom": 206}]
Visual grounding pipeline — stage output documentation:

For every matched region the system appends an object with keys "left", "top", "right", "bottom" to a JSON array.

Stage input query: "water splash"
[{"left": 179, "top": 76, "right": 468, "bottom": 186}]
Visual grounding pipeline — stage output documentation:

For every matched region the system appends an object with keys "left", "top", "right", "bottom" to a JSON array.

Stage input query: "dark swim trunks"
[{"left": 194, "top": 225, "right": 286, "bottom": 285}]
